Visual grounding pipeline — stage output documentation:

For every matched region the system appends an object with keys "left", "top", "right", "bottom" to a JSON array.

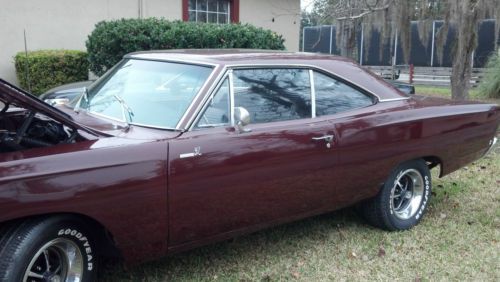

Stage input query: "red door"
[{"left": 168, "top": 118, "right": 338, "bottom": 245}]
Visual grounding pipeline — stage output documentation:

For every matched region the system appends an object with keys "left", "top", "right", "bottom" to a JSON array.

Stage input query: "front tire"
[
  {"left": 0, "top": 216, "right": 97, "bottom": 282},
  {"left": 359, "top": 159, "right": 432, "bottom": 231}
]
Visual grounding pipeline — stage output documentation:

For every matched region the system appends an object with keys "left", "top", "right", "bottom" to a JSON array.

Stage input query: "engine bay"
[{"left": 0, "top": 101, "right": 83, "bottom": 153}]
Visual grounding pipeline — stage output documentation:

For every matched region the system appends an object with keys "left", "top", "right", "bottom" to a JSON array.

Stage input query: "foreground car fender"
[{"left": 0, "top": 137, "right": 169, "bottom": 263}]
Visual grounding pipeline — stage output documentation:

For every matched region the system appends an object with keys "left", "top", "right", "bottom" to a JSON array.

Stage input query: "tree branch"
[{"left": 336, "top": 0, "right": 393, "bottom": 21}]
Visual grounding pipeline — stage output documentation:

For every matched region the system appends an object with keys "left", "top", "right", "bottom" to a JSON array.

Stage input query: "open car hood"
[{"left": 0, "top": 78, "right": 101, "bottom": 136}]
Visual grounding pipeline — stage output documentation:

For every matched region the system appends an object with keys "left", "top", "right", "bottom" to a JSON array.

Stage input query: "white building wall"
[
  {"left": 239, "top": 0, "right": 300, "bottom": 52},
  {"left": 142, "top": 0, "right": 183, "bottom": 19},
  {"left": 0, "top": 0, "right": 299, "bottom": 86}
]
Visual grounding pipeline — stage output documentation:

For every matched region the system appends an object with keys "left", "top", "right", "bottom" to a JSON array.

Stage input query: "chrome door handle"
[
  {"left": 179, "top": 146, "right": 202, "bottom": 159},
  {"left": 312, "top": 135, "right": 335, "bottom": 148},
  {"left": 312, "top": 135, "right": 334, "bottom": 142}
]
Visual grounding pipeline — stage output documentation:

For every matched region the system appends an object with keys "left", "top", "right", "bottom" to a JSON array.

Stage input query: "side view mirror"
[{"left": 234, "top": 106, "right": 251, "bottom": 133}]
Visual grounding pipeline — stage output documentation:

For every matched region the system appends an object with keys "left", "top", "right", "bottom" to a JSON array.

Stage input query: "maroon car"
[{"left": 0, "top": 50, "right": 498, "bottom": 281}]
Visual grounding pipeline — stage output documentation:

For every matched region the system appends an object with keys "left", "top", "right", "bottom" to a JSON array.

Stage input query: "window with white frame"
[{"left": 188, "top": 0, "right": 230, "bottom": 24}]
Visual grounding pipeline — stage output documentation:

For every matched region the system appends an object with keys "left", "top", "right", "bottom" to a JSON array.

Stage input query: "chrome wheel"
[
  {"left": 390, "top": 169, "right": 425, "bottom": 220},
  {"left": 23, "top": 238, "right": 84, "bottom": 282}
]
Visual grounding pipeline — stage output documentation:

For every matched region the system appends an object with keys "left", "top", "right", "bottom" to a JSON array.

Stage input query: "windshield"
[{"left": 81, "top": 59, "right": 213, "bottom": 129}]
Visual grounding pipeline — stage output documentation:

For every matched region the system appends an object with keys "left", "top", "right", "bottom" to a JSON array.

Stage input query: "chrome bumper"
[{"left": 484, "top": 137, "right": 498, "bottom": 156}]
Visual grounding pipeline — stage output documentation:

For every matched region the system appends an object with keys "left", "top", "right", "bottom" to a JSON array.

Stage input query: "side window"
[
  {"left": 314, "top": 71, "right": 374, "bottom": 116},
  {"left": 233, "top": 69, "right": 311, "bottom": 124},
  {"left": 195, "top": 78, "right": 230, "bottom": 128}
]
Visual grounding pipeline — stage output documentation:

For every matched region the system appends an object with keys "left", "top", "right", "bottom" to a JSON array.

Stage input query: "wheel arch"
[
  {"left": 386, "top": 156, "right": 443, "bottom": 181},
  {"left": 0, "top": 212, "right": 121, "bottom": 259},
  {"left": 421, "top": 155, "right": 443, "bottom": 177}
]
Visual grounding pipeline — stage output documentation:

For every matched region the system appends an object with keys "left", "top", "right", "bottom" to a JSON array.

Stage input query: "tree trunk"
[
  {"left": 450, "top": 44, "right": 474, "bottom": 101},
  {"left": 450, "top": 0, "right": 479, "bottom": 100},
  {"left": 337, "top": 20, "right": 358, "bottom": 59}
]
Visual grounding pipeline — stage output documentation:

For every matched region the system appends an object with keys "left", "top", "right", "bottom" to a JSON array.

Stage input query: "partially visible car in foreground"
[
  {"left": 364, "top": 67, "right": 415, "bottom": 95},
  {"left": 387, "top": 79, "right": 415, "bottom": 94},
  {"left": 39, "top": 80, "right": 94, "bottom": 106},
  {"left": 0, "top": 50, "right": 498, "bottom": 281}
]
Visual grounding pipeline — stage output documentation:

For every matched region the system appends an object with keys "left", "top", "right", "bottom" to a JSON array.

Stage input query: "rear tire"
[
  {"left": 359, "top": 159, "right": 432, "bottom": 231},
  {"left": 0, "top": 216, "right": 98, "bottom": 282}
]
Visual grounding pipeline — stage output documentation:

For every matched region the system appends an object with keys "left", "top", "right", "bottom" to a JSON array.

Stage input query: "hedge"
[
  {"left": 14, "top": 50, "right": 89, "bottom": 95},
  {"left": 479, "top": 53, "right": 500, "bottom": 99},
  {"left": 86, "top": 19, "right": 286, "bottom": 76}
]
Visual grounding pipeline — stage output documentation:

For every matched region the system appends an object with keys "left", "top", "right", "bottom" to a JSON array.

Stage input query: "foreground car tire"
[
  {"left": 0, "top": 216, "right": 97, "bottom": 282},
  {"left": 359, "top": 159, "right": 432, "bottom": 231}
]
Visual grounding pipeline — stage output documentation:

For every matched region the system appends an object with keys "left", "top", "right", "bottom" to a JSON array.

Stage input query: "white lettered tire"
[
  {"left": 359, "top": 159, "right": 432, "bottom": 231},
  {"left": 0, "top": 216, "right": 97, "bottom": 282}
]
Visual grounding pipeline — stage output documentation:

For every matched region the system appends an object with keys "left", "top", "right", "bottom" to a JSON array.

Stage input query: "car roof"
[
  {"left": 126, "top": 49, "right": 408, "bottom": 101},
  {"left": 127, "top": 49, "right": 353, "bottom": 65}
]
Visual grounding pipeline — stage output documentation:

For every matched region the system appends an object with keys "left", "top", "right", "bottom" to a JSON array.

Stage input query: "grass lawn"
[
  {"left": 415, "top": 86, "right": 500, "bottom": 104},
  {"left": 101, "top": 88, "right": 499, "bottom": 281}
]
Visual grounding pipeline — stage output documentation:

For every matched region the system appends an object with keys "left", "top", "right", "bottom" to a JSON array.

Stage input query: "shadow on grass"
[
  {"left": 99, "top": 156, "right": 494, "bottom": 281},
  {"left": 431, "top": 179, "right": 468, "bottom": 205},
  {"left": 98, "top": 207, "right": 374, "bottom": 281}
]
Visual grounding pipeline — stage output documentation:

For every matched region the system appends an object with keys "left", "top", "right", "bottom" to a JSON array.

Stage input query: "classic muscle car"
[{"left": 0, "top": 50, "right": 498, "bottom": 282}]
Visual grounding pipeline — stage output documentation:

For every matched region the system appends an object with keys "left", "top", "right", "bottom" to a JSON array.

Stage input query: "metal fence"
[
  {"left": 365, "top": 65, "right": 487, "bottom": 87},
  {"left": 303, "top": 19, "right": 498, "bottom": 68}
]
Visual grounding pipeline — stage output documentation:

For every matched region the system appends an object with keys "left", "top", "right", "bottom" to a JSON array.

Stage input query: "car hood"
[{"left": 0, "top": 78, "right": 102, "bottom": 137}]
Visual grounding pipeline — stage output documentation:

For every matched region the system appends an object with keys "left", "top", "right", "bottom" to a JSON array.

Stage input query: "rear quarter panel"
[{"left": 331, "top": 98, "right": 499, "bottom": 205}]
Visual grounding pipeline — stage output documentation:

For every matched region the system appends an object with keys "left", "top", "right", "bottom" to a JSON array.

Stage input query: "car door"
[
  {"left": 168, "top": 68, "right": 339, "bottom": 245},
  {"left": 310, "top": 70, "right": 386, "bottom": 207}
]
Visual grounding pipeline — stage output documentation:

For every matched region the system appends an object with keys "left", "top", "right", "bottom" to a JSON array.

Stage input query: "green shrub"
[
  {"left": 15, "top": 50, "right": 89, "bottom": 95},
  {"left": 479, "top": 53, "right": 500, "bottom": 99},
  {"left": 86, "top": 19, "right": 285, "bottom": 76}
]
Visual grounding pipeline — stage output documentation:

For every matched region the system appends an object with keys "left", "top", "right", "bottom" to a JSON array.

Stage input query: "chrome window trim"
[
  {"left": 184, "top": 63, "right": 410, "bottom": 131},
  {"left": 188, "top": 67, "right": 315, "bottom": 130},
  {"left": 124, "top": 55, "right": 219, "bottom": 68},
  {"left": 222, "top": 63, "right": 410, "bottom": 103},
  {"left": 231, "top": 67, "right": 314, "bottom": 123},
  {"left": 191, "top": 72, "right": 232, "bottom": 129},
  {"left": 309, "top": 69, "right": 316, "bottom": 118},
  {"left": 173, "top": 64, "right": 221, "bottom": 129},
  {"left": 228, "top": 70, "right": 235, "bottom": 127},
  {"left": 376, "top": 97, "right": 411, "bottom": 102},
  {"left": 181, "top": 65, "right": 228, "bottom": 130},
  {"left": 79, "top": 57, "right": 218, "bottom": 131}
]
